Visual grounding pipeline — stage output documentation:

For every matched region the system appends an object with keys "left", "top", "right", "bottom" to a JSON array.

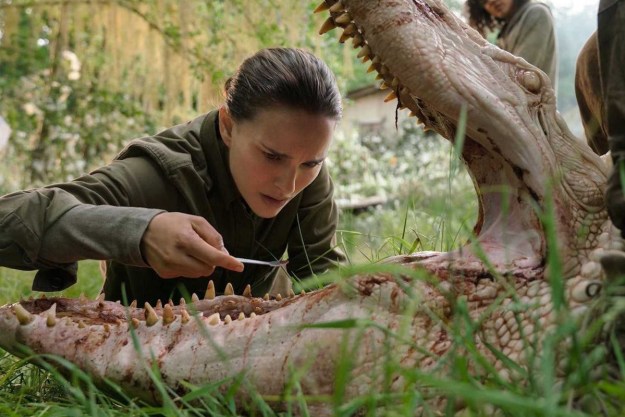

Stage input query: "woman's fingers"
[
  {"left": 141, "top": 212, "right": 243, "bottom": 278},
  {"left": 190, "top": 217, "right": 244, "bottom": 271}
]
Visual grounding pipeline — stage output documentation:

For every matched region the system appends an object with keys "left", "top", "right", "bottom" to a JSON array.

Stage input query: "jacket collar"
[{"left": 201, "top": 110, "right": 246, "bottom": 209}]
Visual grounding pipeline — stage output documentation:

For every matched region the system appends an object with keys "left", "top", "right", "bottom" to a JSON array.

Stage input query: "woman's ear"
[{"left": 218, "top": 107, "right": 234, "bottom": 148}]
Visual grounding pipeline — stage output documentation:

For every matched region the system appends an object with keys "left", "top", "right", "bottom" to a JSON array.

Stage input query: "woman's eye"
[
  {"left": 303, "top": 161, "right": 322, "bottom": 169},
  {"left": 264, "top": 152, "right": 281, "bottom": 161}
]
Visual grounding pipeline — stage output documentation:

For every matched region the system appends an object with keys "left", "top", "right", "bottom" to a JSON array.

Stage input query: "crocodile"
[{"left": 0, "top": 0, "right": 623, "bottom": 414}]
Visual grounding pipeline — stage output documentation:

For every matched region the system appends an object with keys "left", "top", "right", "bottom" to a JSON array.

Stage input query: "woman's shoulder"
[
  {"left": 510, "top": 1, "right": 553, "bottom": 30},
  {"left": 523, "top": 2, "right": 554, "bottom": 19}
]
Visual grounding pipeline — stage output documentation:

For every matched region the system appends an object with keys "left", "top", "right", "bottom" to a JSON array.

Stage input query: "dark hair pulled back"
[
  {"left": 223, "top": 47, "right": 342, "bottom": 122},
  {"left": 464, "top": 0, "right": 529, "bottom": 36}
]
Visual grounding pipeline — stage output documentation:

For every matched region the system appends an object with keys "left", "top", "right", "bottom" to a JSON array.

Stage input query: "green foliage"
[
  {"left": 0, "top": 3, "right": 159, "bottom": 191},
  {"left": 327, "top": 118, "right": 477, "bottom": 262}
]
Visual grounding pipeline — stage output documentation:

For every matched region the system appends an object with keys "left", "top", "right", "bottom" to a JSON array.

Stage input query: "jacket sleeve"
[
  {"left": 0, "top": 156, "right": 168, "bottom": 290},
  {"left": 286, "top": 164, "right": 346, "bottom": 279}
]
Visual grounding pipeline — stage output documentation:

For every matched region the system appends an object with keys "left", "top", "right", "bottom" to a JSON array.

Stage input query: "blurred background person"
[{"left": 465, "top": 0, "right": 558, "bottom": 91}]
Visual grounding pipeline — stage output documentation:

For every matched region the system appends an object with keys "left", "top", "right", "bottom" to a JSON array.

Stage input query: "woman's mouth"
[{"left": 261, "top": 194, "right": 289, "bottom": 207}]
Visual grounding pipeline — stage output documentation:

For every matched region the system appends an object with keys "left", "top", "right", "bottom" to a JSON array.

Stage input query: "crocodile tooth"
[
  {"left": 191, "top": 293, "right": 200, "bottom": 302},
  {"left": 179, "top": 297, "right": 186, "bottom": 306},
  {"left": 339, "top": 31, "right": 351, "bottom": 43},
  {"left": 391, "top": 77, "right": 399, "bottom": 88},
  {"left": 343, "top": 23, "right": 356, "bottom": 36},
  {"left": 250, "top": 312, "right": 257, "bottom": 318},
  {"left": 181, "top": 309, "right": 191, "bottom": 324},
  {"left": 224, "top": 283, "right": 234, "bottom": 296},
  {"left": 379, "top": 81, "right": 389, "bottom": 90},
  {"left": 243, "top": 284, "right": 252, "bottom": 298},
  {"left": 96, "top": 293, "right": 105, "bottom": 302},
  {"left": 288, "top": 289, "right": 295, "bottom": 298},
  {"left": 13, "top": 303, "right": 33, "bottom": 325},
  {"left": 207, "top": 313, "right": 221, "bottom": 325},
  {"left": 131, "top": 318, "right": 140, "bottom": 328},
  {"left": 45, "top": 303, "right": 57, "bottom": 327},
  {"left": 313, "top": 1, "right": 329, "bottom": 13},
  {"left": 103, "top": 324, "right": 110, "bottom": 332},
  {"left": 384, "top": 91, "right": 397, "bottom": 102},
  {"left": 367, "top": 56, "right": 381, "bottom": 73},
  {"left": 130, "top": 300, "right": 137, "bottom": 308},
  {"left": 78, "top": 320, "right": 86, "bottom": 329},
  {"left": 163, "top": 304, "right": 175, "bottom": 324},
  {"left": 275, "top": 293, "right": 283, "bottom": 301},
  {"left": 144, "top": 302, "right": 159, "bottom": 326},
  {"left": 357, "top": 45, "right": 371, "bottom": 60},
  {"left": 39, "top": 294, "right": 47, "bottom": 299},
  {"left": 238, "top": 312, "right": 245, "bottom": 321},
  {"left": 329, "top": 0, "right": 345, "bottom": 13},
  {"left": 205, "top": 280, "right": 216, "bottom": 300},
  {"left": 300, "top": 290, "right": 306, "bottom": 296},
  {"left": 264, "top": 293, "right": 270, "bottom": 301},
  {"left": 155, "top": 299, "right": 163, "bottom": 310},
  {"left": 224, "top": 314, "right": 232, "bottom": 324},
  {"left": 335, "top": 12, "right": 351, "bottom": 25},
  {"left": 352, "top": 33, "right": 364, "bottom": 47},
  {"left": 79, "top": 293, "right": 88, "bottom": 304},
  {"left": 319, "top": 16, "right": 337, "bottom": 35}
]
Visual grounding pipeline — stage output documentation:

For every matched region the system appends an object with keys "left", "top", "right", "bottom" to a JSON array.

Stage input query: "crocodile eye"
[
  {"left": 519, "top": 70, "right": 541, "bottom": 94},
  {"left": 571, "top": 279, "right": 602, "bottom": 303}
]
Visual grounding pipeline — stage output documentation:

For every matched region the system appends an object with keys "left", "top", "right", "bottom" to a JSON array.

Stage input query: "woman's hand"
[{"left": 140, "top": 212, "right": 244, "bottom": 278}]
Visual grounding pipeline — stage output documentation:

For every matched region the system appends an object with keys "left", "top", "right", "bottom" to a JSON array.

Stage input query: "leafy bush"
[{"left": 328, "top": 118, "right": 478, "bottom": 261}]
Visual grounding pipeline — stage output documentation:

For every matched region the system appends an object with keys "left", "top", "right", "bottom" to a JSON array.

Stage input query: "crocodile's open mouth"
[{"left": 315, "top": 0, "right": 609, "bottom": 282}]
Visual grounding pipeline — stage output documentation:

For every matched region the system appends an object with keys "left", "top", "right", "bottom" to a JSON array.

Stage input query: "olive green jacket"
[
  {"left": 0, "top": 111, "right": 344, "bottom": 304},
  {"left": 497, "top": 1, "right": 558, "bottom": 90}
]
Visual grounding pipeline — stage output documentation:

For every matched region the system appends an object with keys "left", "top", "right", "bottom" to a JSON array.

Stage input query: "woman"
[
  {"left": 0, "top": 47, "right": 345, "bottom": 304},
  {"left": 465, "top": 0, "right": 558, "bottom": 89}
]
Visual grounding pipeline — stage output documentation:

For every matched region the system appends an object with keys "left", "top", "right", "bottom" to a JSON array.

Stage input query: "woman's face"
[
  {"left": 219, "top": 106, "right": 335, "bottom": 219},
  {"left": 482, "top": 0, "right": 516, "bottom": 20}
]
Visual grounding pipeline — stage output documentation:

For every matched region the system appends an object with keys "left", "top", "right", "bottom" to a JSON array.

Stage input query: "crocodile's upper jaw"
[{"left": 323, "top": 0, "right": 613, "bottom": 277}]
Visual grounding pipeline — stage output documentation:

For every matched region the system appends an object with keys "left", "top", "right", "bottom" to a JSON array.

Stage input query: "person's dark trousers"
[{"left": 598, "top": 0, "right": 625, "bottom": 237}]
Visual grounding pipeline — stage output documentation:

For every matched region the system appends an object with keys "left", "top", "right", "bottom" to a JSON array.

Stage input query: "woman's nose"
[{"left": 274, "top": 168, "right": 297, "bottom": 195}]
